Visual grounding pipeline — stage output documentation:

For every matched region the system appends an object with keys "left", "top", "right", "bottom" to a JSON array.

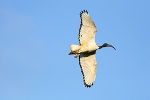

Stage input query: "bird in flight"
[{"left": 69, "top": 10, "right": 116, "bottom": 87}]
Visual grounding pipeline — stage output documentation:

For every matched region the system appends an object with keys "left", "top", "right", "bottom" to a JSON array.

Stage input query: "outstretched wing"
[
  {"left": 79, "top": 51, "right": 97, "bottom": 87},
  {"left": 79, "top": 10, "right": 97, "bottom": 45}
]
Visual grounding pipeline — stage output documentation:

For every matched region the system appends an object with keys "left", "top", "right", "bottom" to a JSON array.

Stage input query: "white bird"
[{"left": 69, "top": 10, "right": 115, "bottom": 87}]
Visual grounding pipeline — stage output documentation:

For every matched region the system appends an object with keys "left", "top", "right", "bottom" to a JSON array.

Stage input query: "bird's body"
[
  {"left": 71, "top": 42, "right": 98, "bottom": 54},
  {"left": 69, "top": 10, "right": 115, "bottom": 87}
]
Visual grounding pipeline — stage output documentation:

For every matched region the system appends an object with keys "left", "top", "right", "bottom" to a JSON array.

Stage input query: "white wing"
[
  {"left": 79, "top": 51, "right": 97, "bottom": 87},
  {"left": 79, "top": 10, "right": 97, "bottom": 45}
]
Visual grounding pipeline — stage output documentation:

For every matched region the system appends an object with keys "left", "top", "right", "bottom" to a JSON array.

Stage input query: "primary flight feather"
[{"left": 69, "top": 10, "right": 115, "bottom": 87}]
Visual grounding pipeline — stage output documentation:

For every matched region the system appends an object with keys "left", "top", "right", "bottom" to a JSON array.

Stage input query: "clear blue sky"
[{"left": 0, "top": 0, "right": 150, "bottom": 100}]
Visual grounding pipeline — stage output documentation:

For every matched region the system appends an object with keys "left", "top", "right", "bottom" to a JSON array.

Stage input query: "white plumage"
[{"left": 69, "top": 10, "right": 115, "bottom": 87}]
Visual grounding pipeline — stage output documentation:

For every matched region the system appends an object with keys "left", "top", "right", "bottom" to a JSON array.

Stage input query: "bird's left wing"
[
  {"left": 79, "top": 10, "right": 97, "bottom": 45},
  {"left": 79, "top": 51, "right": 97, "bottom": 87}
]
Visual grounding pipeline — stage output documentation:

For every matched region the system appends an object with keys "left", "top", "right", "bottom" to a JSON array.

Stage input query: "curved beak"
[
  {"left": 107, "top": 44, "right": 116, "bottom": 50},
  {"left": 101, "top": 43, "right": 116, "bottom": 50}
]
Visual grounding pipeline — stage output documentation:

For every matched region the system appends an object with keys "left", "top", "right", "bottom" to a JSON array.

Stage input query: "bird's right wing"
[
  {"left": 79, "top": 51, "right": 97, "bottom": 87},
  {"left": 79, "top": 10, "right": 97, "bottom": 45}
]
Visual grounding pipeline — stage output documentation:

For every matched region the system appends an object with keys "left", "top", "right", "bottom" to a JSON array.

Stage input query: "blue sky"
[{"left": 0, "top": 0, "right": 150, "bottom": 100}]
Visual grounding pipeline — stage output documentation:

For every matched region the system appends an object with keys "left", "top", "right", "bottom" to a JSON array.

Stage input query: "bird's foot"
[{"left": 68, "top": 52, "right": 80, "bottom": 58}]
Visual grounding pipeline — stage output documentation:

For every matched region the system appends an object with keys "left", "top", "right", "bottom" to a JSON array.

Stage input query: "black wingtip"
[
  {"left": 84, "top": 82, "right": 93, "bottom": 88},
  {"left": 80, "top": 10, "right": 88, "bottom": 17}
]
